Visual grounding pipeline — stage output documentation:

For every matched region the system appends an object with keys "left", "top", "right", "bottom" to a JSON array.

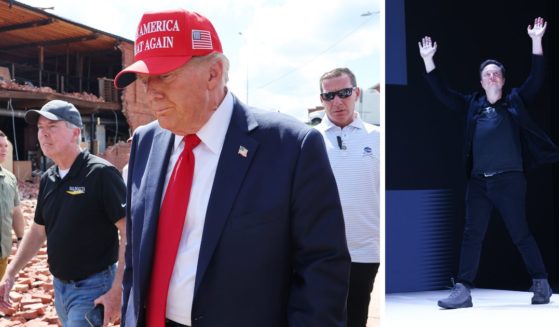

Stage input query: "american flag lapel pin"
[{"left": 238, "top": 145, "right": 248, "bottom": 157}]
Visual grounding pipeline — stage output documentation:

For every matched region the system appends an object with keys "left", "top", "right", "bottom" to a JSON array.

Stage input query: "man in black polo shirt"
[
  {"left": 418, "top": 17, "right": 558, "bottom": 309},
  {"left": 0, "top": 100, "right": 126, "bottom": 326}
]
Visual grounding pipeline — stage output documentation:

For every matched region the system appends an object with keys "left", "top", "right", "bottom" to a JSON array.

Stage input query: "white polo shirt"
[{"left": 315, "top": 114, "right": 380, "bottom": 263}]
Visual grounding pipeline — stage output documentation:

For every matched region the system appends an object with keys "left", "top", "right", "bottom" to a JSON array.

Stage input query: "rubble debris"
[{"left": 0, "top": 81, "right": 105, "bottom": 103}]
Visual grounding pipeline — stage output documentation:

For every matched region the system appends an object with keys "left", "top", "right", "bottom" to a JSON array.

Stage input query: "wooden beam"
[
  {"left": 0, "top": 90, "right": 47, "bottom": 100},
  {"left": 0, "top": 18, "right": 54, "bottom": 33},
  {"left": 0, "top": 33, "right": 100, "bottom": 51},
  {"left": 0, "top": 90, "right": 121, "bottom": 112},
  {"left": 38, "top": 46, "right": 44, "bottom": 87},
  {"left": 76, "top": 53, "right": 83, "bottom": 92}
]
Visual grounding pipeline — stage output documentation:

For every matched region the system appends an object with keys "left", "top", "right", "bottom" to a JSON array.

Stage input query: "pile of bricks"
[
  {"left": 17, "top": 182, "right": 39, "bottom": 201},
  {"left": 0, "top": 198, "right": 59, "bottom": 326},
  {"left": 0, "top": 81, "right": 105, "bottom": 103},
  {"left": 98, "top": 142, "right": 131, "bottom": 173}
]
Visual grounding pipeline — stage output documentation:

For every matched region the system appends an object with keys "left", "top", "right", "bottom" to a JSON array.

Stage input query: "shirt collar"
[
  {"left": 172, "top": 90, "right": 234, "bottom": 153},
  {"left": 46, "top": 150, "right": 87, "bottom": 182},
  {"left": 319, "top": 111, "right": 364, "bottom": 132}
]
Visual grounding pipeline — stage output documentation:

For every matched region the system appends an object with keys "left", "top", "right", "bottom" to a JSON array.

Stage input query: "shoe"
[
  {"left": 437, "top": 281, "right": 473, "bottom": 309},
  {"left": 531, "top": 279, "right": 552, "bottom": 304}
]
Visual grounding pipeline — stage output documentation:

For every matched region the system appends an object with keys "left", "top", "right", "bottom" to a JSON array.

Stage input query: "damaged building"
[{"left": 0, "top": 0, "right": 155, "bottom": 179}]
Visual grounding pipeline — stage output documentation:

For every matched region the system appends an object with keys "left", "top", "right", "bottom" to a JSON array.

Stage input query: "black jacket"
[{"left": 425, "top": 55, "right": 559, "bottom": 176}]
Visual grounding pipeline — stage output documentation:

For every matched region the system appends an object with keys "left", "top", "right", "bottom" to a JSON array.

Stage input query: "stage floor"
[{"left": 385, "top": 288, "right": 557, "bottom": 326}]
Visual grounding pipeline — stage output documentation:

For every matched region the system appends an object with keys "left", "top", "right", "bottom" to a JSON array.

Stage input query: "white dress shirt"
[
  {"left": 315, "top": 113, "right": 380, "bottom": 263},
  {"left": 164, "top": 91, "right": 234, "bottom": 325}
]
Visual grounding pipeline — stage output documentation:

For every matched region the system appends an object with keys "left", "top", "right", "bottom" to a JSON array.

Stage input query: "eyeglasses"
[{"left": 320, "top": 87, "right": 356, "bottom": 101}]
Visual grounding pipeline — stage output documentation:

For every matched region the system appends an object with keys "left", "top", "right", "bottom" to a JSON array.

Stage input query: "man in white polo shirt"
[{"left": 315, "top": 67, "right": 380, "bottom": 327}]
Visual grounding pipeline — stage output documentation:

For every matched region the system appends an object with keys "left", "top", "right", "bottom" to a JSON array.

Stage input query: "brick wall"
[
  {"left": 98, "top": 141, "right": 131, "bottom": 173},
  {"left": 119, "top": 42, "right": 156, "bottom": 133}
]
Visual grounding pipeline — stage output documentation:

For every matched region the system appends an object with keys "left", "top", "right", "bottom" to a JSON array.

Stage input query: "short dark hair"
[
  {"left": 0, "top": 130, "right": 6, "bottom": 138},
  {"left": 479, "top": 59, "right": 506, "bottom": 79},
  {"left": 319, "top": 67, "right": 357, "bottom": 93}
]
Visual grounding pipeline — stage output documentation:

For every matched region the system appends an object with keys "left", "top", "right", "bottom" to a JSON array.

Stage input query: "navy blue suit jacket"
[{"left": 122, "top": 96, "right": 350, "bottom": 327}]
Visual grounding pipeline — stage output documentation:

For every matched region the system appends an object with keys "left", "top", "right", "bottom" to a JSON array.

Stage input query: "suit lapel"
[
  {"left": 194, "top": 99, "right": 259, "bottom": 295},
  {"left": 139, "top": 128, "right": 174, "bottom": 298}
]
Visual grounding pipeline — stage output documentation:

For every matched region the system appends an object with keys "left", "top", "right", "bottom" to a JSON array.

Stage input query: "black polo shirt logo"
[{"left": 66, "top": 186, "right": 86, "bottom": 195}]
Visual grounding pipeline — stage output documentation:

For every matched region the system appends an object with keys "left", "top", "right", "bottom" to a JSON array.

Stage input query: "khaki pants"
[{"left": 0, "top": 256, "right": 8, "bottom": 279}]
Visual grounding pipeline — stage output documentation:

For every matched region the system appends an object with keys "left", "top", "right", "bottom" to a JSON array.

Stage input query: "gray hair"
[
  {"left": 65, "top": 121, "right": 82, "bottom": 145},
  {"left": 191, "top": 52, "right": 230, "bottom": 83}
]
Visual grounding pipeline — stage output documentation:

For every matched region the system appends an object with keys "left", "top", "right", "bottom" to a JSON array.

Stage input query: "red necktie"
[{"left": 146, "top": 134, "right": 201, "bottom": 327}]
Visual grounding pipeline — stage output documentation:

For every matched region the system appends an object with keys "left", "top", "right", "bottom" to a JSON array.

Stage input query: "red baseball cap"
[{"left": 114, "top": 9, "right": 223, "bottom": 89}]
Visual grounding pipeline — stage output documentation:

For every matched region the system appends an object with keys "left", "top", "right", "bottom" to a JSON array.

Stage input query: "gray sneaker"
[
  {"left": 438, "top": 282, "right": 473, "bottom": 309},
  {"left": 531, "top": 279, "right": 552, "bottom": 304}
]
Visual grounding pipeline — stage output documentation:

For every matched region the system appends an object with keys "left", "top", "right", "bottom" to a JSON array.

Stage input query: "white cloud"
[{"left": 19, "top": 0, "right": 380, "bottom": 121}]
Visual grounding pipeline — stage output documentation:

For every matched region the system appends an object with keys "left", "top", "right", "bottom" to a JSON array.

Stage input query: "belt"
[
  {"left": 57, "top": 276, "right": 87, "bottom": 284},
  {"left": 165, "top": 319, "right": 190, "bottom": 327},
  {"left": 57, "top": 265, "right": 113, "bottom": 284},
  {"left": 475, "top": 170, "right": 506, "bottom": 178}
]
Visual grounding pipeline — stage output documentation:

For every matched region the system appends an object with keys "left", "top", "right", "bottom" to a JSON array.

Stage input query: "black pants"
[
  {"left": 457, "top": 172, "right": 547, "bottom": 286},
  {"left": 347, "top": 262, "right": 379, "bottom": 327}
]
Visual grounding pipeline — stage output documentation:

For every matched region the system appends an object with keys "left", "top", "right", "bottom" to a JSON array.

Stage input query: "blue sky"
[{"left": 20, "top": 0, "right": 381, "bottom": 121}]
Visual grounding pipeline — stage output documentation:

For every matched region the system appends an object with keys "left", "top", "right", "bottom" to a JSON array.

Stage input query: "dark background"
[{"left": 386, "top": 0, "right": 558, "bottom": 293}]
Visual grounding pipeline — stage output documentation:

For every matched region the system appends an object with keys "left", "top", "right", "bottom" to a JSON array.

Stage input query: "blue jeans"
[{"left": 53, "top": 265, "right": 115, "bottom": 327}]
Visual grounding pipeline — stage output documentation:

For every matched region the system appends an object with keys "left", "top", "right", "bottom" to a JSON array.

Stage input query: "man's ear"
[
  {"left": 73, "top": 127, "right": 81, "bottom": 143},
  {"left": 207, "top": 59, "right": 224, "bottom": 89}
]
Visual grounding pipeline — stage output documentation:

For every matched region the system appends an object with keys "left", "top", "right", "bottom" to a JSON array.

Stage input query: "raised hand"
[
  {"left": 418, "top": 36, "right": 437, "bottom": 59},
  {"left": 527, "top": 17, "right": 547, "bottom": 39},
  {"left": 418, "top": 36, "right": 437, "bottom": 73}
]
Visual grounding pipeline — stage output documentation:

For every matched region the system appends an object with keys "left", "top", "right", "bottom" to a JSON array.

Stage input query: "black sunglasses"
[{"left": 320, "top": 87, "right": 356, "bottom": 101}]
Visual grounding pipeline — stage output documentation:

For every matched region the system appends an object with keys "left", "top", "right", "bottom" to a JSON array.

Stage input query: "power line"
[{"left": 256, "top": 13, "right": 376, "bottom": 90}]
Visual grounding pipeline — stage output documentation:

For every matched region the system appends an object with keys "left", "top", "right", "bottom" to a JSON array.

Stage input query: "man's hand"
[
  {"left": 527, "top": 17, "right": 547, "bottom": 39},
  {"left": 418, "top": 36, "right": 437, "bottom": 73},
  {"left": 418, "top": 36, "right": 437, "bottom": 59},
  {"left": 0, "top": 275, "right": 16, "bottom": 309},
  {"left": 93, "top": 286, "right": 122, "bottom": 327}
]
